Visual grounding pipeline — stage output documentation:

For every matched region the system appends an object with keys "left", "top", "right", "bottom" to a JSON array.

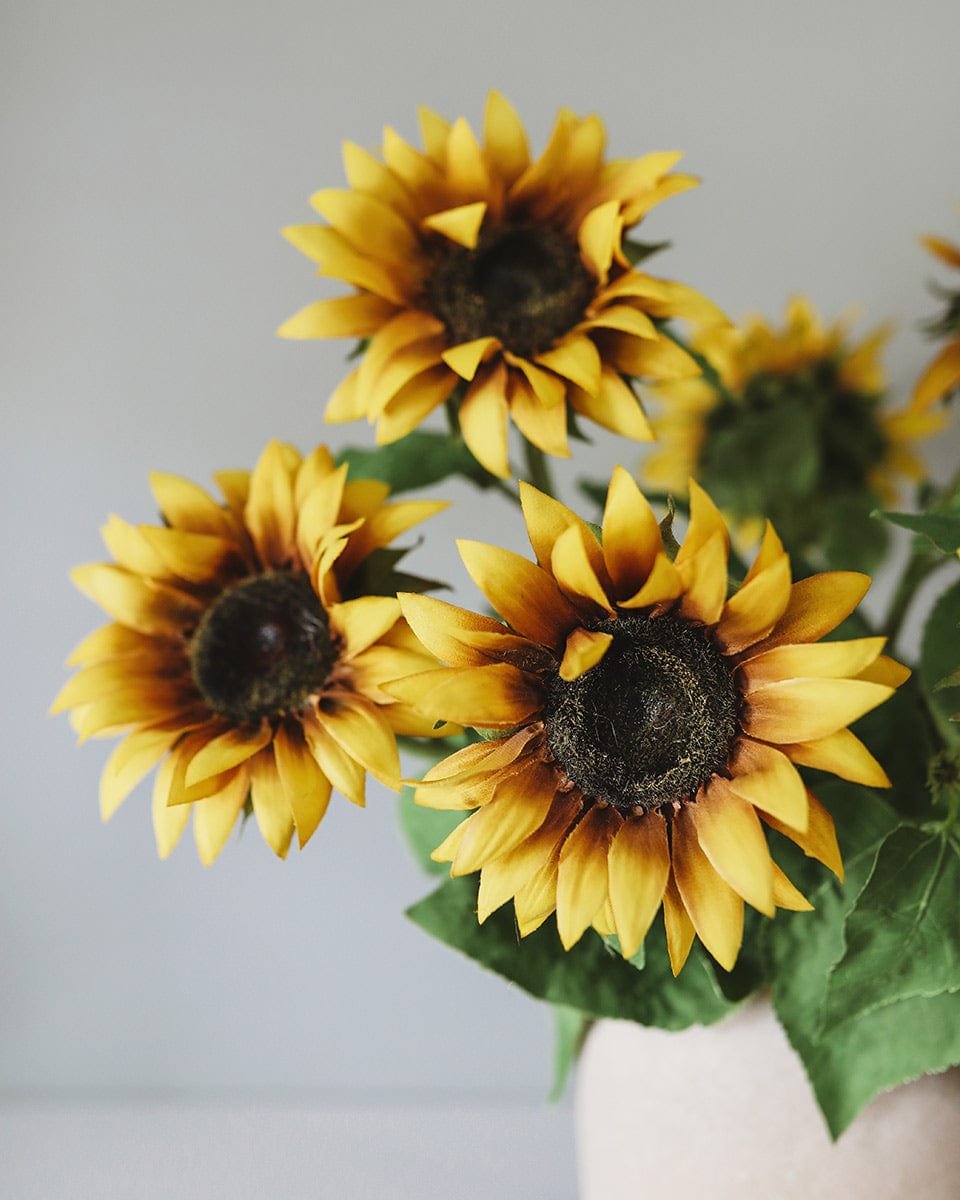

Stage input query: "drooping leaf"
[
  {"left": 821, "top": 827, "right": 960, "bottom": 1032},
  {"left": 879, "top": 508, "right": 960, "bottom": 554},
  {"left": 407, "top": 875, "right": 734, "bottom": 1030},
  {"left": 337, "top": 430, "right": 496, "bottom": 493},
  {"left": 550, "top": 1005, "right": 592, "bottom": 1101}
]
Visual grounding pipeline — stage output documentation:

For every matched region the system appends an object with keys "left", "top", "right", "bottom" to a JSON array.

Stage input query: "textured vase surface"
[{"left": 576, "top": 999, "right": 960, "bottom": 1200}]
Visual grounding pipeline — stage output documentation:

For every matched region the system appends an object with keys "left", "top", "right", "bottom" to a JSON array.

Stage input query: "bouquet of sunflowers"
[{"left": 55, "top": 94, "right": 960, "bottom": 1141}]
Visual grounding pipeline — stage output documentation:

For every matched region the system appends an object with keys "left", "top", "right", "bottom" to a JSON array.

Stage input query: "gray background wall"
[{"left": 3, "top": 0, "right": 959, "bottom": 1190}]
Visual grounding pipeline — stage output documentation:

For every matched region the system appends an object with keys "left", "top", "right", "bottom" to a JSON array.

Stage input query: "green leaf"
[
  {"left": 767, "top": 789, "right": 960, "bottom": 1136},
  {"left": 821, "top": 828, "right": 960, "bottom": 1032},
  {"left": 920, "top": 578, "right": 960, "bottom": 746},
  {"left": 879, "top": 509, "right": 960, "bottom": 554},
  {"left": 550, "top": 1005, "right": 592, "bottom": 1101},
  {"left": 337, "top": 430, "right": 493, "bottom": 493},
  {"left": 396, "top": 785, "right": 463, "bottom": 876},
  {"left": 407, "top": 875, "right": 735, "bottom": 1029}
]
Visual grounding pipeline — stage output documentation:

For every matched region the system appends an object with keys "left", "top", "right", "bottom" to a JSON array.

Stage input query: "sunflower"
[
  {"left": 53, "top": 441, "right": 449, "bottom": 864},
  {"left": 913, "top": 217, "right": 960, "bottom": 411},
  {"left": 387, "top": 471, "right": 906, "bottom": 972},
  {"left": 644, "top": 297, "right": 943, "bottom": 561},
  {"left": 278, "top": 92, "right": 725, "bottom": 479}
]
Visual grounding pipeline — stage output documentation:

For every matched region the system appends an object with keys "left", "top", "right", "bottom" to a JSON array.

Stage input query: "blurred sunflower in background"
[
  {"left": 53, "top": 441, "right": 449, "bottom": 864},
  {"left": 913, "top": 216, "right": 960, "bottom": 411},
  {"left": 644, "top": 297, "right": 943, "bottom": 570},
  {"left": 387, "top": 470, "right": 905, "bottom": 973},
  {"left": 279, "top": 92, "right": 726, "bottom": 479}
]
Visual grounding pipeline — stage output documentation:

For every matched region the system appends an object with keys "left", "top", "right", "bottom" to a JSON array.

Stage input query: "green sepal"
[
  {"left": 336, "top": 430, "right": 498, "bottom": 493},
  {"left": 406, "top": 875, "right": 735, "bottom": 1030},
  {"left": 345, "top": 542, "right": 448, "bottom": 600},
  {"left": 878, "top": 508, "right": 960, "bottom": 554},
  {"left": 820, "top": 826, "right": 960, "bottom": 1034},
  {"left": 622, "top": 238, "right": 670, "bottom": 266},
  {"left": 550, "top": 1006, "right": 592, "bottom": 1101}
]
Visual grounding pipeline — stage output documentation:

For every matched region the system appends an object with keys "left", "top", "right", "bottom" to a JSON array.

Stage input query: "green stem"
[{"left": 523, "top": 440, "right": 556, "bottom": 499}]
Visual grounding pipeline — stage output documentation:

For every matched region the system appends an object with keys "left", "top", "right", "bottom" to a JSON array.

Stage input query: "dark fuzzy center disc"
[
  {"left": 543, "top": 611, "right": 741, "bottom": 812},
  {"left": 427, "top": 224, "right": 595, "bottom": 359},
  {"left": 189, "top": 571, "right": 335, "bottom": 723}
]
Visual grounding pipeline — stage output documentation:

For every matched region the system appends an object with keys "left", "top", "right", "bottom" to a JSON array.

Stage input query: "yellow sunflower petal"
[
  {"left": 662, "top": 873, "right": 696, "bottom": 976},
  {"left": 276, "top": 293, "right": 398, "bottom": 340},
  {"left": 568, "top": 367, "right": 654, "bottom": 442},
  {"left": 98, "top": 726, "right": 182, "bottom": 820},
  {"left": 782, "top": 728, "right": 891, "bottom": 788},
  {"left": 618, "top": 552, "right": 684, "bottom": 609},
  {"left": 535, "top": 336, "right": 602, "bottom": 395},
  {"left": 509, "top": 371, "right": 571, "bottom": 459},
  {"left": 320, "top": 698, "right": 401, "bottom": 789},
  {"left": 672, "top": 806, "right": 744, "bottom": 971},
  {"left": 70, "top": 564, "right": 202, "bottom": 637},
  {"left": 422, "top": 202, "right": 487, "bottom": 249},
  {"left": 192, "top": 771, "right": 249, "bottom": 866},
  {"left": 577, "top": 199, "right": 621, "bottom": 282},
  {"left": 607, "top": 812, "right": 670, "bottom": 959},
  {"left": 677, "top": 530, "right": 728, "bottom": 626},
  {"left": 149, "top": 472, "right": 238, "bottom": 539},
  {"left": 550, "top": 524, "right": 614, "bottom": 613},
  {"left": 244, "top": 440, "right": 297, "bottom": 569},
  {"left": 483, "top": 91, "right": 530, "bottom": 186},
  {"left": 761, "top": 572, "right": 870, "bottom": 648},
  {"left": 248, "top": 748, "right": 295, "bottom": 859},
  {"left": 457, "top": 539, "right": 581, "bottom": 650},
  {"left": 601, "top": 465, "right": 662, "bottom": 598},
  {"left": 273, "top": 722, "right": 332, "bottom": 848},
  {"left": 559, "top": 628, "right": 613, "bottom": 681},
  {"left": 556, "top": 804, "right": 622, "bottom": 949},
  {"left": 310, "top": 188, "right": 419, "bottom": 263},
  {"left": 716, "top": 553, "right": 792, "bottom": 653},
  {"left": 385, "top": 663, "right": 541, "bottom": 729},
  {"left": 441, "top": 336, "right": 501, "bottom": 382},
  {"left": 184, "top": 722, "right": 273, "bottom": 788},
  {"left": 741, "top": 637, "right": 886, "bottom": 686},
  {"left": 724, "top": 740, "right": 809, "bottom": 831},
  {"left": 762, "top": 790, "right": 843, "bottom": 880},
  {"left": 329, "top": 595, "right": 401, "bottom": 658},
  {"left": 452, "top": 759, "right": 556, "bottom": 876},
  {"left": 912, "top": 341, "right": 960, "bottom": 412},
  {"left": 152, "top": 759, "right": 192, "bottom": 859},
  {"left": 458, "top": 362, "right": 511, "bottom": 479},
  {"left": 301, "top": 712, "right": 366, "bottom": 807},
  {"left": 745, "top": 678, "right": 894, "bottom": 743},
  {"left": 771, "top": 863, "right": 813, "bottom": 912},
  {"left": 477, "top": 793, "right": 582, "bottom": 923},
  {"left": 693, "top": 787, "right": 775, "bottom": 916},
  {"left": 398, "top": 592, "right": 512, "bottom": 668}
]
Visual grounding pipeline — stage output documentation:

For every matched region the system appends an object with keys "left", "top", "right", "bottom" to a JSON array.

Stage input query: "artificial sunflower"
[
  {"left": 279, "top": 92, "right": 725, "bottom": 479},
  {"left": 913, "top": 216, "right": 960, "bottom": 411},
  {"left": 644, "top": 296, "right": 943, "bottom": 566},
  {"left": 53, "top": 441, "right": 449, "bottom": 864},
  {"left": 387, "top": 471, "right": 905, "bottom": 973}
]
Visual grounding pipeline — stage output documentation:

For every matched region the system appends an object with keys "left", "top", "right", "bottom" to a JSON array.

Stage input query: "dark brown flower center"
[
  {"left": 427, "top": 224, "right": 596, "bottom": 359},
  {"left": 189, "top": 571, "right": 335, "bottom": 723},
  {"left": 543, "top": 611, "right": 740, "bottom": 812}
]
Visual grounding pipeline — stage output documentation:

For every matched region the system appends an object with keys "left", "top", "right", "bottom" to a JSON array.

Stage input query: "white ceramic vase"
[{"left": 576, "top": 999, "right": 960, "bottom": 1200}]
